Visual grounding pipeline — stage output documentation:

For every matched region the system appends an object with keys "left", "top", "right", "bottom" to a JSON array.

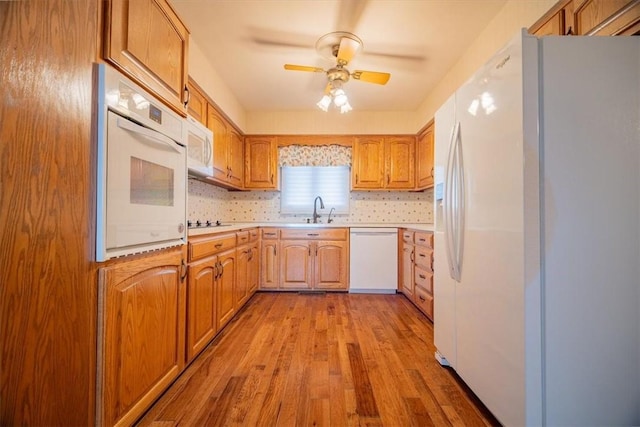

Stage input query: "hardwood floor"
[{"left": 136, "top": 292, "right": 498, "bottom": 426}]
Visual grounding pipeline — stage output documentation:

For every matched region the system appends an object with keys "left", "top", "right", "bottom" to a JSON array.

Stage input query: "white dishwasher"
[{"left": 349, "top": 228, "right": 398, "bottom": 293}]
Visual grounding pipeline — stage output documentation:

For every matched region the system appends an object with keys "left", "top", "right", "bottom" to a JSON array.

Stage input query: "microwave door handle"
[
  {"left": 116, "top": 117, "right": 181, "bottom": 153},
  {"left": 205, "top": 134, "right": 212, "bottom": 164}
]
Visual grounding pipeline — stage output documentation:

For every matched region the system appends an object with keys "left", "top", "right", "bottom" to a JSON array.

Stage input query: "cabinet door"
[
  {"left": 97, "top": 247, "right": 186, "bottom": 427},
  {"left": 216, "top": 248, "right": 236, "bottom": 330},
  {"left": 245, "top": 136, "right": 278, "bottom": 189},
  {"left": 228, "top": 129, "right": 244, "bottom": 188},
  {"left": 314, "top": 241, "right": 349, "bottom": 290},
  {"left": 248, "top": 243, "right": 260, "bottom": 294},
  {"left": 280, "top": 240, "right": 313, "bottom": 289},
  {"left": 235, "top": 246, "right": 250, "bottom": 309},
  {"left": 104, "top": 0, "right": 189, "bottom": 115},
  {"left": 352, "top": 137, "right": 384, "bottom": 189},
  {"left": 186, "top": 255, "right": 217, "bottom": 362},
  {"left": 575, "top": 0, "right": 640, "bottom": 35},
  {"left": 187, "top": 80, "right": 207, "bottom": 125},
  {"left": 400, "top": 243, "right": 414, "bottom": 297},
  {"left": 207, "top": 106, "right": 229, "bottom": 183},
  {"left": 260, "top": 240, "right": 279, "bottom": 289},
  {"left": 416, "top": 123, "right": 434, "bottom": 189},
  {"left": 386, "top": 136, "right": 415, "bottom": 189}
]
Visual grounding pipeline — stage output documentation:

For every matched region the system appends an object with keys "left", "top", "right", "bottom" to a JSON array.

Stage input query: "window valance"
[{"left": 278, "top": 144, "right": 352, "bottom": 167}]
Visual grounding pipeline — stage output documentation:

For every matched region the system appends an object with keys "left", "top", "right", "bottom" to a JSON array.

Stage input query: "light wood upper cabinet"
[
  {"left": 352, "top": 136, "right": 415, "bottom": 190},
  {"left": 530, "top": 0, "right": 574, "bottom": 35},
  {"left": 574, "top": 0, "right": 640, "bottom": 35},
  {"left": 228, "top": 129, "right": 244, "bottom": 188},
  {"left": 529, "top": 0, "right": 640, "bottom": 36},
  {"left": 206, "top": 106, "right": 244, "bottom": 190},
  {"left": 352, "top": 137, "right": 385, "bottom": 189},
  {"left": 416, "top": 122, "right": 435, "bottom": 190},
  {"left": 245, "top": 136, "right": 278, "bottom": 189},
  {"left": 386, "top": 136, "right": 415, "bottom": 189},
  {"left": 103, "top": 0, "right": 189, "bottom": 115},
  {"left": 97, "top": 247, "right": 186, "bottom": 427},
  {"left": 186, "top": 79, "right": 207, "bottom": 125}
]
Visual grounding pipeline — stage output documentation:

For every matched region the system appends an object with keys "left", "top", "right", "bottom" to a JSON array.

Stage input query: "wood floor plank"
[{"left": 135, "top": 293, "right": 499, "bottom": 427}]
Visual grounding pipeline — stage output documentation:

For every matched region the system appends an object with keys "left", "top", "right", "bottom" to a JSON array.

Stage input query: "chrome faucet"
[
  {"left": 312, "top": 196, "right": 325, "bottom": 223},
  {"left": 327, "top": 207, "right": 335, "bottom": 223}
]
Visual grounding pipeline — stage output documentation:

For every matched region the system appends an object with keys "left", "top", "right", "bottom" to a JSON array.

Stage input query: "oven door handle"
[{"left": 116, "top": 116, "right": 182, "bottom": 153}]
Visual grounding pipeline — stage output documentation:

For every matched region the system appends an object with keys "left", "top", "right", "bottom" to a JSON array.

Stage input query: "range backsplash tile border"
[{"left": 188, "top": 179, "right": 433, "bottom": 224}]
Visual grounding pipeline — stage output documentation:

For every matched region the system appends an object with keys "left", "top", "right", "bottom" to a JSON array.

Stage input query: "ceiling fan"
[{"left": 283, "top": 31, "right": 391, "bottom": 112}]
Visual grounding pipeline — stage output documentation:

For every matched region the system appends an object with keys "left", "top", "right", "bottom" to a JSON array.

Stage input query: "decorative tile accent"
[{"left": 188, "top": 178, "right": 433, "bottom": 224}]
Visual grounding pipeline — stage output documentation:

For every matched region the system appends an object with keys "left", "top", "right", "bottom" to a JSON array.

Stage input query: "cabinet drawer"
[
  {"left": 414, "top": 286, "right": 433, "bottom": 320},
  {"left": 189, "top": 233, "right": 236, "bottom": 261},
  {"left": 249, "top": 228, "right": 259, "bottom": 242},
  {"left": 261, "top": 228, "right": 280, "bottom": 240},
  {"left": 414, "top": 246, "right": 433, "bottom": 271},
  {"left": 414, "top": 231, "right": 433, "bottom": 248},
  {"left": 236, "top": 231, "right": 250, "bottom": 245},
  {"left": 414, "top": 267, "right": 433, "bottom": 293},
  {"left": 401, "top": 229, "right": 414, "bottom": 244},
  {"left": 280, "top": 228, "right": 348, "bottom": 240}
]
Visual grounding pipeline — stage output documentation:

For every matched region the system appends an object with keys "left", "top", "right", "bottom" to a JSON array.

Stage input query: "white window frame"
[{"left": 280, "top": 166, "right": 350, "bottom": 215}]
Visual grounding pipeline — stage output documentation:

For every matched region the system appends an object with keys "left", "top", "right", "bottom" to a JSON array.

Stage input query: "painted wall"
[
  {"left": 189, "top": 39, "right": 247, "bottom": 130},
  {"left": 188, "top": 179, "right": 433, "bottom": 224}
]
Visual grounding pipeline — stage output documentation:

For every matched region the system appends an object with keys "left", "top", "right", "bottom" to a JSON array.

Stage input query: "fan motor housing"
[{"left": 327, "top": 67, "right": 350, "bottom": 83}]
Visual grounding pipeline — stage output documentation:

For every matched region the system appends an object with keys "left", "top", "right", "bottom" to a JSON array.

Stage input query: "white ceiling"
[{"left": 170, "top": 0, "right": 508, "bottom": 113}]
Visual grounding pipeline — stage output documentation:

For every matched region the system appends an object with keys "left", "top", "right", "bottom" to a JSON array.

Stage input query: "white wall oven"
[
  {"left": 186, "top": 115, "right": 214, "bottom": 178},
  {"left": 96, "top": 64, "right": 187, "bottom": 261}
]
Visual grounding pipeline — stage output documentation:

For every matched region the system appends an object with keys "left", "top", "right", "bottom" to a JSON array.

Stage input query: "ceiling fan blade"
[
  {"left": 337, "top": 36, "right": 360, "bottom": 65},
  {"left": 284, "top": 64, "right": 325, "bottom": 73},
  {"left": 351, "top": 70, "right": 391, "bottom": 85}
]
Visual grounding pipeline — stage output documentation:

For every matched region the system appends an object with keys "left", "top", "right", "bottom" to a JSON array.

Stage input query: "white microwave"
[{"left": 186, "top": 116, "right": 213, "bottom": 178}]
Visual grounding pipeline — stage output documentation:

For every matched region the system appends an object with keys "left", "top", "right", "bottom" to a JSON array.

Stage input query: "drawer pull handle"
[
  {"left": 307, "top": 233, "right": 319, "bottom": 236},
  {"left": 419, "top": 295, "right": 426, "bottom": 302},
  {"left": 265, "top": 233, "right": 276, "bottom": 236},
  {"left": 419, "top": 254, "right": 426, "bottom": 258},
  {"left": 419, "top": 274, "right": 426, "bottom": 279},
  {"left": 419, "top": 238, "right": 426, "bottom": 242},
  {"left": 215, "top": 243, "right": 223, "bottom": 248}
]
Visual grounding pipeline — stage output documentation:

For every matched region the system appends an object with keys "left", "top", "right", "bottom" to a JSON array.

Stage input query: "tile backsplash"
[{"left": 188, "top": 178, "right": 433, "bottom": 224}]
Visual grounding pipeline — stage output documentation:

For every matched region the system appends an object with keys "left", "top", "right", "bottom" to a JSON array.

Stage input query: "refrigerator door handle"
[
  {"left": 452, "top": 123, "right": 465, "bottom": 282},
  {"left": 444, "top": 122, "right": 459, "bottom": 281}
]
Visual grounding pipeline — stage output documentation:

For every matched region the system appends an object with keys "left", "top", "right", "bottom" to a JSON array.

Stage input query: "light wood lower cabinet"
[
  {"left": 280, "top": 240, "right": 313, "bottom": 289},
  {"left": 260, "top": 228, "right": 349, "bottom": 291},
  {"left": 260, "top": 228, "right": 280, "bottom": 289},
  {"left": 216, "top": 248, "right": 236, "bottom": 330},
  {"left": 399, "top": 229, "right": 434, "bottom": 320},
  {"left": 186, "top": 255, "right": 217, "bottom": 362},
  {"left": 97, "top": 246, "right": 187, "bottom": 427},
  {"left": 399, "top": 230, "right": 415, "bottom": 298}
]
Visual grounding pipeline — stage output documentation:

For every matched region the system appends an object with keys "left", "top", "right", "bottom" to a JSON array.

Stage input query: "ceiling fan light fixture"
[
  {"left": 317, "top": 94, "right": 331, "bottom": 112},
  {"left": 332, "top": 89, "right": 348, "bottom": 107},
  {"left": 340, "top": 101, "right": 352, "bottom": 114}
]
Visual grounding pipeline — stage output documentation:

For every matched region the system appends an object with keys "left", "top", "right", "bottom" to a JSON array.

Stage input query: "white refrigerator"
[{"left": 434, "top": 29, "right": 640, "bottom": 426}]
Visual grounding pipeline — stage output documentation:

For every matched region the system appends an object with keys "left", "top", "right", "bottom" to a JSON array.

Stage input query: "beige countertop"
[{"left": 187, "top": 222, "right": 433, "bottom": 237}]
